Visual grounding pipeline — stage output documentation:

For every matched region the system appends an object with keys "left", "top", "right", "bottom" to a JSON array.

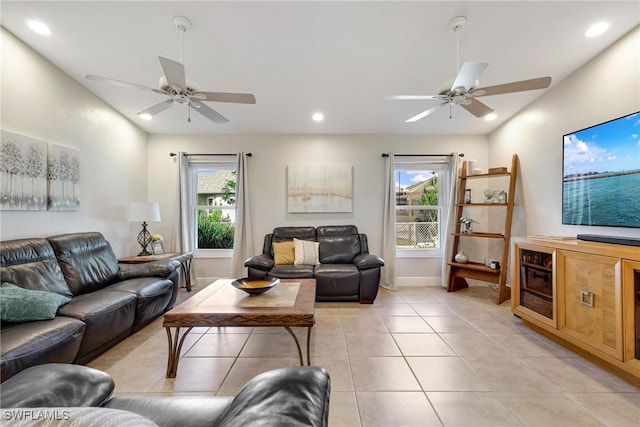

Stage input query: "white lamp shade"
[{"left": 128, "top": 202, "right": 161, "bottom": 222}]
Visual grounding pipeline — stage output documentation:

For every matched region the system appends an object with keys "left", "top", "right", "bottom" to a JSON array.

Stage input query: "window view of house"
[
  {"left": 395, "top": 168, "right": 441, "bottom": 250},
  {"left": 195, "top": 166, "right": 236, "bottom": 249}
]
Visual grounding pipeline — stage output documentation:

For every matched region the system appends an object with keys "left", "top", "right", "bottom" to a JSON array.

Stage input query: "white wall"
[
  {"left": 0, "top": 28, "right": 149, "bottom": 256},
  {"left": 147, "top": 134, "right": 488, "bottom": 281},
  {"left": 489, "top": 26, "right": 640, "bottom": 240}
]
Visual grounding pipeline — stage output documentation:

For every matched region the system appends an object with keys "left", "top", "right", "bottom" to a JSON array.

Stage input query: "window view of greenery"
[
  {"left": 395, "top": 169, "right": 441, "bottom": 249},
  {"left": 196, "top": 169, "right": 236, "bottom": 249}
]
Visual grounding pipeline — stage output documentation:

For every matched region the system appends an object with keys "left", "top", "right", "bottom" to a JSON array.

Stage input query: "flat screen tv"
[{"left": 562, "top": 111, "right": 640, "bottom": 228}]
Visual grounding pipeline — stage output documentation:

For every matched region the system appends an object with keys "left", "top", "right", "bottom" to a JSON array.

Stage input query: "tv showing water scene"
[{"left": 563, "top": 111, "right": 640, "bottom": 228}]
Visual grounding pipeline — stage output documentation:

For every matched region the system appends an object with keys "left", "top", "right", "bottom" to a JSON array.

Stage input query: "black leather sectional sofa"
[
  {"left": 0, "top": 232, "right": 180, "bottom": 382},
  {"left": 244, "top": 225, "right": 384, "bottom": 303},
  {"left": 0, "top": 363, "right": 331, "bottom": 426}
]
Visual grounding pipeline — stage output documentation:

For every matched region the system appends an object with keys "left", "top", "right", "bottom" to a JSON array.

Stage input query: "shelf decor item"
[
  {"left": 459, "top": 216, "right": 478, "bottom": 234},
  {"left": 497, "top": 191, "right": 507, "bottom": 204},
  {"left": 484, "top": 189, "right": 497, "bottom": 203},
  {"left": 464, "top": 189, "right": 472, "bottom": 204},
  {"left": 454, "top": 251, "right": 469, "bottom": 263},
  {"left": 128, "top": 201, "right": 161, "bottom": 256}
]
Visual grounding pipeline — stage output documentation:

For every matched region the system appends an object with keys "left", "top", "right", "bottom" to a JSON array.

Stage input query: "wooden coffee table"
[{"left": 162, "top": 278, "right": 316, "bottom": 378}]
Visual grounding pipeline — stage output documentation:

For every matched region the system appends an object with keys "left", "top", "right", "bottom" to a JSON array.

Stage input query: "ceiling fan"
[
  {"left": 387, "top": 16, "right": 551, "bottom": 122},
  {"left": 85, "top": 16, "right": 255, "bottom": 124}
]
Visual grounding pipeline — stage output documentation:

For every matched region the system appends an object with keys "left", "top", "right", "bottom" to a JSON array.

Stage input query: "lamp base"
[{"left": 137, "top": 221, "right": 152, "bottom": 256}]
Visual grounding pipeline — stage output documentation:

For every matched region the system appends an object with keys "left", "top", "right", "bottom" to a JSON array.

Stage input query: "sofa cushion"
[
  {"left": 0, "top": 238, "right": 72, "bottom": 297},
  {"left": 1, "top": 317, "right": 85, "bottom": 382},
  {"left": 47, "top": 232, "right": 120, "bottom": 296},
  {"left": 272, "top": 241, "right": 295, "bottom": 265},
  {"left": 0, "top": 283, "right": 71, "bottom": 323},
  {"left": 105, "top": 396, "right": 234, "bottom": 427},
  {"left": 293, "top": 239, "right": 320, "bottom": 265},
  {"left": 269, "top": 264, "right": 314, "bottom": 279},
  {"left": 316, "top": 225, "right": 359, "bottom": 237},
  {"left": 272, "top": 226, "right": 317, "bottom": 242},
  {"left": 57, "top": 290, "right": 136, "bottom": 360},
  {"left": 271, "top": 227, "right": 316, "bottom": 258},
  {"left": 318, "top": 235, "right": 360, "bottom": 264},
  {"left": 0, "top": 363, "right": 115, "bottom": 408},
  {"left": 216, "top": 366, "right": 331, "bottom": 427},
  {"left": 314, "top": 264, "right": 360, "bottom": 299},
  {"left": 106, "top": 278, "right": 173, "bottom": 329}
]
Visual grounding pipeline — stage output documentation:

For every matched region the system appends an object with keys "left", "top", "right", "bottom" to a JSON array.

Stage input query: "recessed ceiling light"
[
  {"left": 484, "top": 113, "right": 497, "bottom": 122},
  {"left": 138, "top": 113, "right": 153, "bottom": 121},
  {"left": 27, "top": 20, "right": 51, "bottom": 36},
  {"left": 585, "top": 22, "right": 609, "bottom": 38},
  {"left": 312, "top": 112, "right": 324, "bottom": 122}
]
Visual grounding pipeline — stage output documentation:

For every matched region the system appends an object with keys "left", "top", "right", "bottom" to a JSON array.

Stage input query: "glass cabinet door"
[{"left": 623, "top": 260, "right": 640, "bottom": 364}]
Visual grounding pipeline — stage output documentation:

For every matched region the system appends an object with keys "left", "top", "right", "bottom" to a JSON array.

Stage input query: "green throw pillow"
[{"left": 0, "top": 282, "right": 71, "bottom": 323}]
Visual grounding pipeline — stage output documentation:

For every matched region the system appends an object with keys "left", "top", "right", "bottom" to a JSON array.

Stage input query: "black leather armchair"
[{"left": 245, "top": 225, "right": 384, "bottom": 303}]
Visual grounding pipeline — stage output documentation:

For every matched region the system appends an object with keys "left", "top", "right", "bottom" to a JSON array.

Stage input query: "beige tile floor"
[{"left": 89, "top": 283, "right": 640, "bottom": 426}]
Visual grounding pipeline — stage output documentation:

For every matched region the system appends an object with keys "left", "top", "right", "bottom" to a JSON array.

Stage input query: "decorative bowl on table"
[{"left": 231, "top": 277, "right": 280, "bottom": 295}]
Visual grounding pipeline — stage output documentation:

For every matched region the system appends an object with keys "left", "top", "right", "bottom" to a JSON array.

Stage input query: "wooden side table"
[{"left": 119, "top": 252, "right": 193, "bottom": 292}]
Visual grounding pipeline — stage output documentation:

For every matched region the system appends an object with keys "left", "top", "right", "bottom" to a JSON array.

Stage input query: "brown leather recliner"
[{"left": 244, "top": 225, "right": 384, "bottom": 303}]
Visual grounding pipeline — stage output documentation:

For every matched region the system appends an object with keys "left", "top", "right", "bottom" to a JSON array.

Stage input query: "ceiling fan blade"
[
  {"left": 85, "top": 75, "right": 166, "bottom": 95},
  {"left": 190, "top": 100, "right": 229, "bottom": 124},
  {"left": 451, "top": 61, "right": 489, "bottom": 92},
  {"left": 137, "top": 100, "right": 174, "bottom": 117},
  {"left": 470, "top": 76, "right": 552, "bottom": 97},
  {"left": 191, "top": 91, "right": 256, "bottom": 104},
  {"left": 158, "top": 56, "right": 186, "bottom": 92},
  {"left": 461, "top": 98, "right": 494, "bottom": 118},
  {"left": 385, "top": 95, "right": 448, "bottom": 101},
  {"left": 405, "top": 102, "right": 448, "bottom": 123}
]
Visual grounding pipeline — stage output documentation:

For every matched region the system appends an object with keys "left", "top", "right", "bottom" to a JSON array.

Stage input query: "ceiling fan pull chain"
[{"left": 187, "top": 105, "right": 191, "bottom": 123}]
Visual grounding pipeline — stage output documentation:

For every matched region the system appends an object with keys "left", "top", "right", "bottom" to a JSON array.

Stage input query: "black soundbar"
[{"left": 577, "top": 234, "right": 640, "bottom": 247}]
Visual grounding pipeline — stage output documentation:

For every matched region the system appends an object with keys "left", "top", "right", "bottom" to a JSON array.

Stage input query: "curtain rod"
[
  {"left": 169, "top": 152, "right": 252, "bottom": 157},
  {"left": 381, "top": 153, "right": 463, "bottom": 157}
]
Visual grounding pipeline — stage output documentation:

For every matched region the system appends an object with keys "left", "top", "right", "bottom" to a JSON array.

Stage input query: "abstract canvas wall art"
[
  {"left": 48, "top": 143, "right": 80, "bottom": 211},
  {"left": 287, "top": 164, "right": 353, "bottom": 213},
  {"left": 0, "top": 130, "right": 48, "bottom": 210}
]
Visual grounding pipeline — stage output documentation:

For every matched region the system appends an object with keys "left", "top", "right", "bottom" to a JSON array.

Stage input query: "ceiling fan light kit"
[
  {"left": 388, "top": 16, "right": 552, "bottom": 123},
  {"left": 85, "top": 16, "right": 255, "bottom": 125}
]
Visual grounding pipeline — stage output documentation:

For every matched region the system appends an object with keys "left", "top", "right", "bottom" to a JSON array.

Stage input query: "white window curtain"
[
  {"left": 441, "top": 152, "right": 461, "bottom": 287},
  {"left": 381, "top": 153, "right": 398, "bottom": 290},
  {"left": 171, "top": 151, "right": 193, "bottom": 253},
  {"left": 230, "top": 152, "right": 254, "bottom": 278}
]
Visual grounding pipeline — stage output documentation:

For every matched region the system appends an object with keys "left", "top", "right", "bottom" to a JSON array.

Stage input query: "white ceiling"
[{"left": 2, "top": 1, "right": 638, "bottom": 135}]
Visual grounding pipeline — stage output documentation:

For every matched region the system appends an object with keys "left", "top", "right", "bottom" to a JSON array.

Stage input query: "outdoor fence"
[{"left": 396, "top": 221, "right": 439, "bottom": 248}]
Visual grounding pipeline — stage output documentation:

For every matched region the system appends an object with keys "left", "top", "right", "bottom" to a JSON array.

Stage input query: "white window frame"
[
  {"left": 394, "top": 158, "right": 452, "bottom": 258},
  {"left": 190, "top": 159, "right": 236, "bottom": 258}
]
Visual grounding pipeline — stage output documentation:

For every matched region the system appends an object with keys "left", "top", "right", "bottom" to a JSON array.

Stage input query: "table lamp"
[{"left": 128, "top": 201, "right": 161, "bottom": 256}]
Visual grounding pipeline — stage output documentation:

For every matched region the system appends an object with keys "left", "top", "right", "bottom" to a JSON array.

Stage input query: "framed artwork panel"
[
  {"left": 0, "top": 130, "right": 47, "bottom": 211},
  {"left": 48, "top": 143, "right": 80, "bottom": 211},
  {"left": 287, "top": 164, "right": 353, "bottom": 213}
]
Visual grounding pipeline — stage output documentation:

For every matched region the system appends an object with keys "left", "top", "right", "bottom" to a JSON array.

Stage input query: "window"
[
  {"left": 191, "top": 160, "right": 236, "bottom": 250},
  {"left": 394, "top": 158, "right": 451, "bottom": 255}
]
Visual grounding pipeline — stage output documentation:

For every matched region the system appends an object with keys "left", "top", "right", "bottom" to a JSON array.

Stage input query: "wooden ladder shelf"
[{"left": 447, "top": 154, "right": 518, "bottom": 304}]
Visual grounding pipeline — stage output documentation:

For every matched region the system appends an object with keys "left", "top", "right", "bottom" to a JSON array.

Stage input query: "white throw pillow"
[{"left": 293, "top": 238, "right": 320, "bottom": 265}]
